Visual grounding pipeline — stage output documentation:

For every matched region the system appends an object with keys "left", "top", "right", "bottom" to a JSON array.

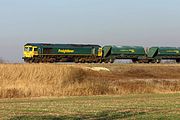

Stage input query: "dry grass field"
[{"left": 0, "top": 63, "right": 179, "bottom": 98}]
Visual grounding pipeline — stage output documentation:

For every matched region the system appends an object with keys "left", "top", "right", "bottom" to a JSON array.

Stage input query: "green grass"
[{"left": 0, "top": 94, "right": 179, "bottom": 120}]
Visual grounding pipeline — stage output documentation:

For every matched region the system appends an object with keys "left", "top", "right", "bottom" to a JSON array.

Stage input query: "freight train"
[{"left": 22, "top": 43, "right": 180, "bottom": 63}]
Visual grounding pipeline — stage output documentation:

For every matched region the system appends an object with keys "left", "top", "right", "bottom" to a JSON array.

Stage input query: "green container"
[
  {"left": 103, "top": 45, "right": 146, "bottom": 58},
  {"left": 147, "top": 47, "right": 180, "bottom": 58},
  {"left": 158, "top": 47, "right": 180, "bottom": 56}
]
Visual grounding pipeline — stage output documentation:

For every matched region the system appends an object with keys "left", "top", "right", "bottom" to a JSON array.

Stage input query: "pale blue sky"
[{"left": 0, "top": 0, "right": 180, "bottom": 62}]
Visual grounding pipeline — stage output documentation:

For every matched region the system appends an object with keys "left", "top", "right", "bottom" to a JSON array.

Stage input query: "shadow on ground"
[{"left": 10, "top": 110, "right": 146, "bottom": 120}]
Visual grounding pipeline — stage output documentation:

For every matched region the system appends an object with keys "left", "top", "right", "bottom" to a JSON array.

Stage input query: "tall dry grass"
[{"left": 0, "top": 64, "right": 179, "bottom": 98}]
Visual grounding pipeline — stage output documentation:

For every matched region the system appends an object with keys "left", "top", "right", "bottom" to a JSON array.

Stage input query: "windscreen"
[{"left": 24, "top": 47, "right": 33, "bottom": 52}]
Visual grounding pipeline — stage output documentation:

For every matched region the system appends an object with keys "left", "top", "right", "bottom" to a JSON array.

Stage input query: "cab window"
[
  {"left": 34, "top": 48, "right": 38, "bottom": 51},
  {"left": 24, "top": 47, "right": 29, "bottom": 51},
  {"left": 29, "top": 47, "right": 32, "bottom": 51}
]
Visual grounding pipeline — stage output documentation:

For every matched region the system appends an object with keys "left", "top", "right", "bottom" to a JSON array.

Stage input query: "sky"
[{"left": 0, "top": 0, "right": 180, "bottom": 62}]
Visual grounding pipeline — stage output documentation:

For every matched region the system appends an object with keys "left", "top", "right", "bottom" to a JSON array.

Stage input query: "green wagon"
[
  {"left": 102, "top": 45, "right": 146, "bottom": 63},
  {"left": 147, "top": 47, "right": 180, "bottom": 63}
]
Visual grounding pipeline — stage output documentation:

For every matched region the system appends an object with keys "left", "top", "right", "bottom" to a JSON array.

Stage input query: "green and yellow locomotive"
[{"left": 23, "top": 43, "right": 102, "bottom": 63}]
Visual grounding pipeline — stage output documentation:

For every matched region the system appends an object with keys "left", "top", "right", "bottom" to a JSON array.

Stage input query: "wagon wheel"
[
  {"left": 109, "top": 58, "right": 115, "bottom": 63},
  {"left": 79, "top": 58, "right": 85, "bottom": 63},
  {"left": 74, "top": 58, "right": 79, "bottom": 63},
  {"left": 156, "top": 59, "right": 161, "bottom": 64},
  {"left": 49, "top": 58, "right": 55, "bottom": 63},
  {"left": 41, "top": 58, "right": 47, "bottom": 63},
  {"left": 132, "top": 59, "right": 138, "bottom": 63},
  {"left": 104, "top": 59, "right": 109, "bottom": 63},
  {"left": 29, "top": 59, "right": 34, "bottom": 64},
  {"left": 34, "top": 59, "right": 40, "bottom": 63},
  {"left": 81, "top": 59, "right": 85, "bottom": 63},
  {"left": 176, "top": 59, "right": 180, "bottom": 63},
  {"left": 137, "top": 60, "right": 143, "bottom": 63}
]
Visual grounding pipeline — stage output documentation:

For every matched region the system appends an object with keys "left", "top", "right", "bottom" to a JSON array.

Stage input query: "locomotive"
[
  {"left": 23, "top": 43, "right": 102, "bottom": 63},
  {"left": 23, "top": 43, "right": 180, "bottom": 63}
]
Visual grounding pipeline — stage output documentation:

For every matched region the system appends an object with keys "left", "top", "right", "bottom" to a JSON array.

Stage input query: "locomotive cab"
[{"left": 23, "top": 45, "right": 38, "bottom": 58}]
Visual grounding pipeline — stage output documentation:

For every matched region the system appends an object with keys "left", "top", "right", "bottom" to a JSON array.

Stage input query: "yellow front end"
[
  {"left": 23, "top": 46, "right": 38, "bottom": 58},
  {"left": 98, "top": 48, "right": 103, "bottom": 57}
]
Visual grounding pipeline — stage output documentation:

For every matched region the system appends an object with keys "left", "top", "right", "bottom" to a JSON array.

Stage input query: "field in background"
[
  {"left": 0, "top": 63, "right": 180, "bottom": 98},
  {"left": 0, "top": 94, "right": 179, "bottom": 119}
]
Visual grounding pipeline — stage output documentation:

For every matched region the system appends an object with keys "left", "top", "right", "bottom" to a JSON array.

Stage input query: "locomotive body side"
[{"left": 23, "top": 43, "right": 102, "bottom": 63}]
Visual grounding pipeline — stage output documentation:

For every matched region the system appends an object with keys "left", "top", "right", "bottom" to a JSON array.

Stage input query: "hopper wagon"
[
  {"left": 102, "top": 45, "right": 147, "bottom": 63},
  {"left": 147, "top": 47, "right": 180, "bottom": 63}
]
